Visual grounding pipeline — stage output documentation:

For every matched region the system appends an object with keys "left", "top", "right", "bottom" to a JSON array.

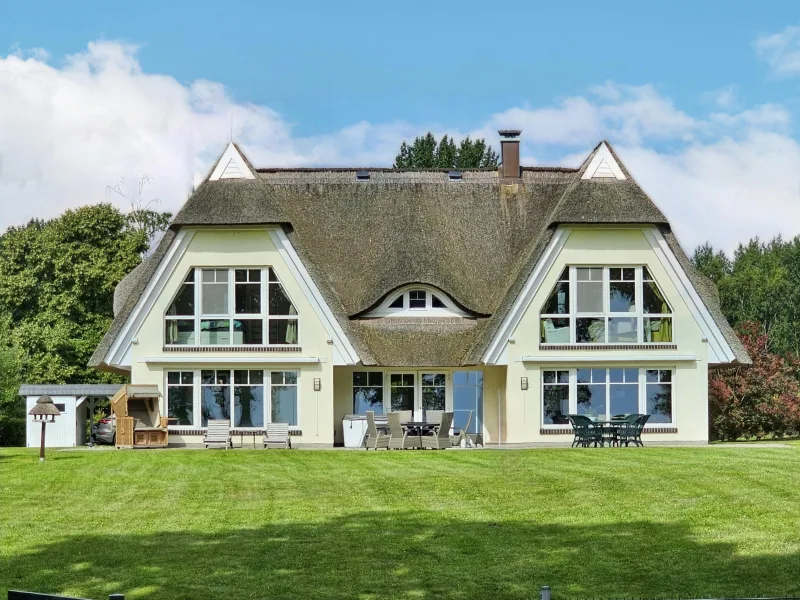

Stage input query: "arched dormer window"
[{"left": 363, "top": 285, "right": 469, "bottom": 318}]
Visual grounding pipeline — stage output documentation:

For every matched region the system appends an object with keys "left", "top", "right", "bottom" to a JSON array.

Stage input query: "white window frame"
[
  {"left": 164, "top": 368, "right": 301, "bottom": 431},
  {"left": 352, "top": 371, "right": 385, "bottom": 414},
  {"left": 164, "top": 267, "right": 300, "bottom": 347},
  {"left": 363, "top": 285, "right": 469, "bottom": 318},
  {"left": 540, "top": 366, "right": 676, "bottom": 428},
  {"left": 540, "top": 265, "right": 673, "bottom": 345}
]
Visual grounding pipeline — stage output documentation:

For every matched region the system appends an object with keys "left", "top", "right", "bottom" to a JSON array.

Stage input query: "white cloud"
[
  {"left": 0, "top": 41, "right": 798, "bottom": 254},
  {"left": 754, "top": 25, "right": 800, "bottom": 76},
  {"left": 701, "top": 85, "right": 739, "bottom": 110}
]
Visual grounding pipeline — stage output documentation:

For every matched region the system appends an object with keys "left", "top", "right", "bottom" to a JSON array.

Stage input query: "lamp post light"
[{"left": 28, "top": 394, "right": 61, "bottom": 462}]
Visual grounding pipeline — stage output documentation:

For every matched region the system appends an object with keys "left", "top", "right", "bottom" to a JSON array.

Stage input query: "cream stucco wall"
[
  {"left": 129, "top": 227, "right": 336, "bottom": 446},
  {"left": 501, "top": 227, "right": 710, "bottom": 444}
]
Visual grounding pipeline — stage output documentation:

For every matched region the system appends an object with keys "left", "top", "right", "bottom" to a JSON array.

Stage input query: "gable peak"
[
  {"left": 581, "top": 142, "right": 626, "bottom": 181},
  {"left": 208, "top": 142, "right": 255, "bottom": 181}
]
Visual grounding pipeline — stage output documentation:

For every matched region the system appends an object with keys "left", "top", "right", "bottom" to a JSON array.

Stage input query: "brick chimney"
[{"left": 498, "top": 129, "right": 522, "bottom": 179}]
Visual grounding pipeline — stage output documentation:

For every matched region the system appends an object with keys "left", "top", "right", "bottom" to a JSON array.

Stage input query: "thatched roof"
[{"left": 90, "top": 141, "right": 749, "bottom": 368}]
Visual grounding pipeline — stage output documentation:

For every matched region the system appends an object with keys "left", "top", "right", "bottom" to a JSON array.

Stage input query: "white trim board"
[
  {"left": 208, "top": 143, "right": 255, "bottom": 181},
  {"left": 483, "top": 228, "right": 571, "bottom": 364},
  {"left": 581, "top": 142, "right": 626, "bottom": 180},
  {"left": 518, "top": 354, "right": 696, "bottom": 363},
  {"left": 269, "top": 228, "right": 360, "bottom": 365},
  {"left": 104, "top": 229, "right": 195, "bottom": 370},
  {"left": 642, "top": 228, "right": 735, "bottom": 365}
]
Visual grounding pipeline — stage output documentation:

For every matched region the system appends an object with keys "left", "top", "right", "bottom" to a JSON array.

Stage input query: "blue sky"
[{"left": 2, "top": 0, "right": 800, "bottom": 250}]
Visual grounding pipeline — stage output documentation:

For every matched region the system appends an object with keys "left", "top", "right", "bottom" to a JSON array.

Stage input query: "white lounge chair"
[
  {"left": 264, "top": 423, "right": 291, "bottom": 449},
  {"left": 204, "top": 419, "right": 231, "bottom": 449}
]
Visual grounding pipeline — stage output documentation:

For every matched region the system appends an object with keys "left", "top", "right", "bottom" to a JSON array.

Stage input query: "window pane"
[
  {"left": 168, "top": 386, "right": 193, "bottom": 426},
  {"left": 541, "top": 318, "right": 570, "bottom": 343},
  {"left": 659, "top": 370, "right": 671, "bottom": 383},
  {"left": 543, "top": 371, "right": 555, "bottom": 384},
  {"left": 200, "top": 320, "right": 231, "bottom": 345},
  {"left": 353, "top": 372, "right": 367, "bottom": 386},
  {"left": 390, "top": 387, "right": 414, "bottom": 412},
  {"left": 431, "top": 295, "right": 445, "bottom": 308},
  {"left": 543, "top": 385, "right": 569, "bottom": 425},
  {"left": 354, "top": 386, "right": 383, "bottom": 414},
  {"left": 557, "top": 370, "right": 569, "bottom": 384},
  {"left": 576, "top": 318, "right": 605, "bottom": 343},
  {"left": 646, "top": 369, "right": 659, "bottom": 383},
  {"left": 234, "top": 385, "right": 264, "bottom": 427},
  {"left": 609, "top": 282, "right": 636, "bottom": 312},
  {"left": 167, "top": 283, "right": 194, "bottom": 316},
  {"left": 268, "top": 267, "right": 279, "bottom": 282},
  {"left": 271, "top": 385, "right": 297, "bottom": 426},
  {"left": 453, "top": 371, "right": 482, "bottom": 434},
  {"left": 577, "top": 384, "right": 607, "bottom": 420},
  {"left": 644, "top": 281, "right": 671, "bottom": 314},
  {"left": 168, "top": 372, "right": 180, "bottom": 385},
  {"left": 610, "top": 383, "right": 639, "bottom": 415},
  {"left": 542, "top": 282, "right": 570, "bottom": 315},
  {"left": 165, "top": 320, "right": 195, "bottom": 345},
  {"left": 235, "top": 282, "right": 261, "bottom": 314},
  {"left": 608, "top": 317, "right": 638, "bottom": 343},
  {"left": 422, "top": 373, "right": 445, "bottom": 411},
  {"left": 234, "top": 370, "right": 248, "bottom": 384},
  {"left": 647, "top": 383, "right": 672, "bottom": 423},
  {"left": 389, "top": 295, "right": 404, "bottom": 308},
  {"left": 202, "top": 283, "right": 228, "bottom": 314},
  {"left": 644, "top": 317, "right": 672, "bottom": 342},
  {"left": 368, "top": 372, "right": 383, "bottom": 386},
  {"left": 201, "top": 385, "right": 230, "bottom": 426},
  {"left": 181, "top": 372, "right": 193, "bottom": 385},
  {"left": 624, "top": 368, "right": 638, "bottom": 382},
  {"left": 577, "top": 281, "right": 603, "bottom": 313},
  {"left": 609, "top": 368, "right": 624, "bottom": 383},
  {"left": 236, "top": 319, "right": 263, "bottom": 345},
  {"left": 576, "top": 368, "right": 591, "bottom": 384},
  {"left": 409, "top": 290, "right": 426, "bottom": 308},
  {"left": 622, "top": 268, "right": 635, "bottom": 281},
  {"left": 250, "top": 370, "right": 264, "bottom": 385},
  {"left": 269, "top": 283, "right": 297, "bottom": 315},
  {"left": 268, "top": 319, "right": 298, "bottom": 345},
  {"left": 235, "top": 269, "right": 247, "bottom": 282}
]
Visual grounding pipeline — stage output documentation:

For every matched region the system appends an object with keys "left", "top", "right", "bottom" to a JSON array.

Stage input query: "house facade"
[{"left": 89, "top": 133, "right": 749, "bottom": 447}]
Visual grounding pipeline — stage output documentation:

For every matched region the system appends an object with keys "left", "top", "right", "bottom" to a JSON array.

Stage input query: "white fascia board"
[
  {"left": 581, "top": 142, "right": 626, "bottom": 180},
  {"left": 105, "top": 230, "right": 195, "bottom": 369},
  {"left": 208, "top": 143, "right": 255, "bottom": 181},
  {"left": 269, "top": 228, "right": 360, "bottom": 365},
  {"left": 518, "top": 354, "right": 697, "bottom": 363},
  {"left": 483, "top": 227, "right": 571, "bottom": 364},
  {"left": 140, "top": 356, "right": 323, "bottom": 364},
  {"left": 643, "top": 228, "right": 735, "bottom": 364}
]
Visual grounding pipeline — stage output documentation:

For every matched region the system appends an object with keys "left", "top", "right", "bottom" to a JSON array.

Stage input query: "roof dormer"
[{"left": 361, "top": 285, "right": 470, "bottom": 318}]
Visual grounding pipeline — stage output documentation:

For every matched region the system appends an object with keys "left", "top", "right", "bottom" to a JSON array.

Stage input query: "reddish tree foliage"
[{"left": 709, "top": 322, "right": 800, "bottom": 440}]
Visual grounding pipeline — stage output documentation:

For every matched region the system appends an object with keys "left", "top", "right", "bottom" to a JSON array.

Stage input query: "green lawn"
[{"left": 2, "top": 446, "right": 800, "bottom": 600}]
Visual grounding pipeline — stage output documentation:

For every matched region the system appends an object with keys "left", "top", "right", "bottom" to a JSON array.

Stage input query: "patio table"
[
  {"left": 589, "top": 419, "right": 625, "bottom": 446},
  {"left": 402, "top": 421, "right": 438, "bottom": 436}
]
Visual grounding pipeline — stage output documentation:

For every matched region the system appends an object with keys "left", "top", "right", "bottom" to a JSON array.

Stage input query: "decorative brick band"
[
  {"left": 163, "top": 345, "right": 303, "bottom": 353},
  {"left": 168, "top": 428, "right": 300, "bottom": 436},
  {"left": 539, "top": 343, "right": 677, "bottom": 351},
  {"left": 540, "top": 427, "right": 678, "bottom": 435}
]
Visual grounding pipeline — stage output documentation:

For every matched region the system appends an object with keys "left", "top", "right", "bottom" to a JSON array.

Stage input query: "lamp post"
[{"left": 28, "top": 394, "right": 61, "bottom": 462}]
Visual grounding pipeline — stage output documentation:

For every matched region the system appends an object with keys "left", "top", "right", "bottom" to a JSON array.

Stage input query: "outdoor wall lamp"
[
  {"left": 29, "top": 394, "right": 61, "bottom": 462},
  {"left": 521, "top": 377, "right": 529, "bottom": 391},
  {"left": 313, "top": 378, "right": 322, "bottom": 392}
]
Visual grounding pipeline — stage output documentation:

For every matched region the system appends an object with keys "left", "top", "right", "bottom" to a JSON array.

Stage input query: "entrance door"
[
  {"left": 388, "top": 372, "right": 447, "bottom": 420},
  {"left": 388, "top": 373, "right": 415, "bottom": 414}
]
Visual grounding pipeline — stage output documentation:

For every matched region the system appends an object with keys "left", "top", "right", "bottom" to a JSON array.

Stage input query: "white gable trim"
[
  {"left": 208, "top": 143, "right": 255, "bottom": 181},
  {"left": 642, "top": 228, "right": 735, "bottom": 364},
  {"left": 268, "top": 228, "right": 360, "bottom": 365},
  {"left": 483, "top": 228, "right": 572, "bottom": 365},
  {"left": 105, "top": 229, "right": 195, "bottom": 369},
  {"left": 581, "top": 143, "right": 626, "bottom": 180}
]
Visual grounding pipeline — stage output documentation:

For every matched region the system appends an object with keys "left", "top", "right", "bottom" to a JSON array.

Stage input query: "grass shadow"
[{"left": 4, "top": 511, "right": 800, "bottom": 600}]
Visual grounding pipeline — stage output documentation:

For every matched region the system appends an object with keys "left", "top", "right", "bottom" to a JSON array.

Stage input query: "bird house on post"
[{"left": 28, "top": 394, "right": 61, "bottom": 462}]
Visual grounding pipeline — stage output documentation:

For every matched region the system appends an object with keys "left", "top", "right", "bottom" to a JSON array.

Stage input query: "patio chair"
[
  {"left": 204, "top": 419, "right": 231, "bottom": 449},
  {"left": 450, "top": 411, "right": 472, "bottom": 447},
  {"left": 424, "top": 410, "right": 443, "bottom": 425},
  {"left": 393, "top": 410, "right": 413, "bottom": 424},
  {"left": 420, "top": 412, "right": 454, "bottom": 450},
  {"left": 388, "top": 412, "right": 420, "bottom": 449},
  {"left": 263, "top": 423, "right": 291, "bottom": 449},
  {"left": 364, "top": 411, "right": 390, "bottom": 450},
  {"left": 568, "top": 414, "right": 602, "bottom": 448},
  {"left": 624, "top": 414, "right": 651, "bottom": 447},
  {"left": 615, "top": 414, "right": 639, "bottom": 447}
]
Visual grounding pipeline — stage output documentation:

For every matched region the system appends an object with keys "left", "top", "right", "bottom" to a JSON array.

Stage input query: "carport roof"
[{"left": 19, "top": 384, "right": 123, "bottom": 397}]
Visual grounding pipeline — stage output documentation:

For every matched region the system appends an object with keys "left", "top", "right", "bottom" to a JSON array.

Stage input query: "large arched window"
[
  {"left": 362, "top": 285, "right": 468, "bottom": 318},
  {"left": 540, "top": 266, "right": 672, "bottom": 344}
]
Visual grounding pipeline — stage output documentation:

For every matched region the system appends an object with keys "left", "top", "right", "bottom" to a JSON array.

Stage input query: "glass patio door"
[
  {"left": 388, "top": 372, "right": 447, "bottom": 420},
  {"left": 389, "top": 373, "right": 415, "bottom": 413}
]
